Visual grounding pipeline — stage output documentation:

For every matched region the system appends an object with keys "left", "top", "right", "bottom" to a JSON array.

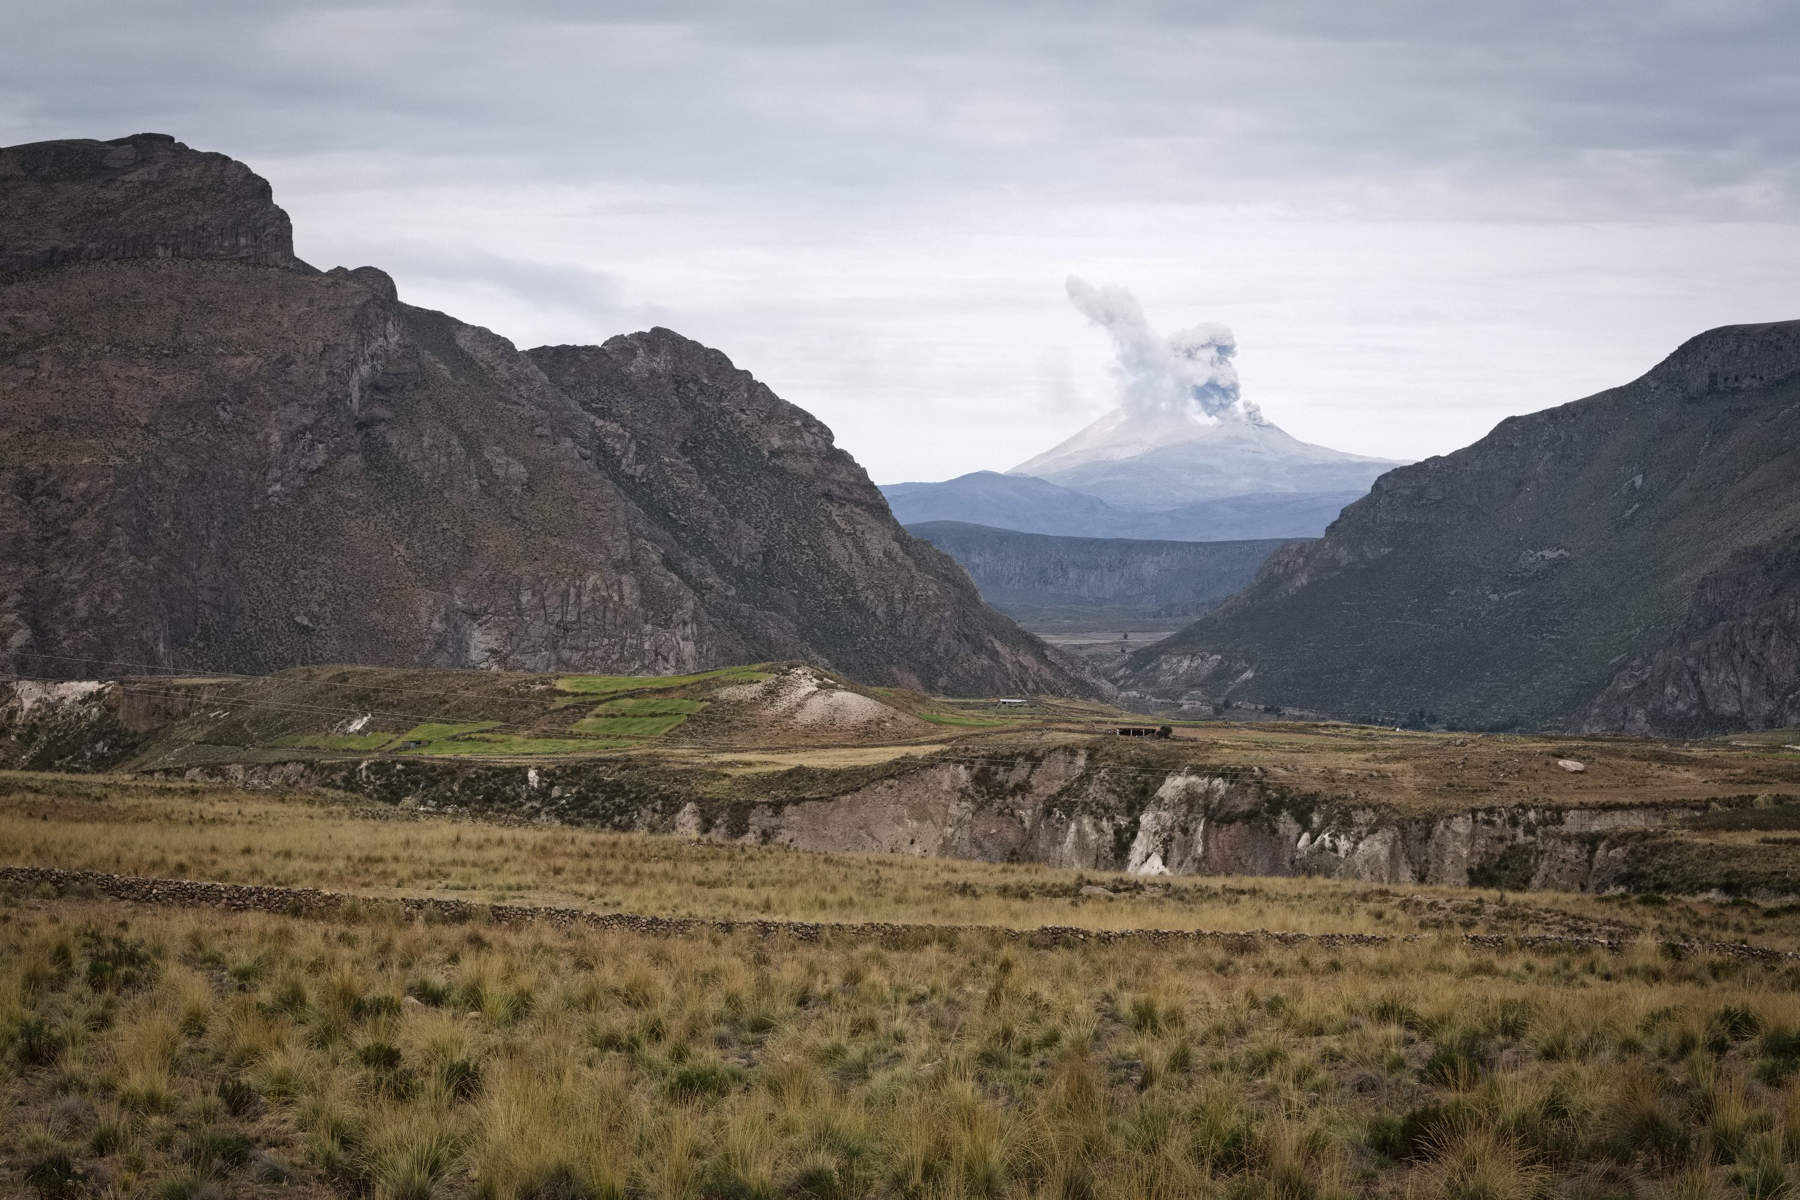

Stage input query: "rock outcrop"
[
  {"left": 0, "top": 680, "right": 143, "bottom": 771},
  {"left": 722, "top": 750, "right": 1712, "bottom": 893},
  {"left": 140, "top": 744, "right": 1785, "bottom": 896},
  {"left": 0, "top": 133, "right": 1091, "bottom": 697},
  {"left": 1120, "top": 320, "right": 1800, "bottom": 731},
  {"left": 1581, "top": 533, "right": 1800, "bottom": 734},
  {"left": 0, "top": 133, "right": 295, "bottom": 273},
  {"left": 7, "top": 677, "right": 1790, "bottom": 897}
]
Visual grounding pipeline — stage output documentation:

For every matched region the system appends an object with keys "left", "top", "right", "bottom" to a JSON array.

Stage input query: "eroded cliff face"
[
  {"left": 1582, "top": 534, "right": 1800, "bottom": 735},
  {"left": 0, "top": 678, "right": 221, "bottom": 770},
  {"left": 0, "top": 133, "right": 1089, "bottom": 697},
  {"left": 4, "top": 679, "right": 1769, "bottom": 896},
  {"left": 0, "top": 681, "right": 141, "bottom": 770},
  {"left": 0, "top": 133, "right": 295, "bottom": 273},
  {"left": 140, "top": 742, "right": 1732, "bottom": 895},
  {"left": 729, "top": 750, "right": 1700, "bottom": 892}
]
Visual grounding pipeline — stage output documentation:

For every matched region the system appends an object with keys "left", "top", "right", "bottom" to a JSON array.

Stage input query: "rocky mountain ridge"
[
  {"left": 1122, "top": 320, "right": 1800, "bottom": 732},
  {"left": 1580, "top": 533, "right": 1800, "bottom": 734},
  {"left": 0, "top": 132, "right": 295, "bottom": 273},
  {"left": 0, "top": 132, "right": 1091, "bottom": 697}
]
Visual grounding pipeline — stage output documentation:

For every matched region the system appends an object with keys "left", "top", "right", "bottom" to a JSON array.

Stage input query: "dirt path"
[{"left": 3, "top": 865, "right": 1792, "bottom": 962}]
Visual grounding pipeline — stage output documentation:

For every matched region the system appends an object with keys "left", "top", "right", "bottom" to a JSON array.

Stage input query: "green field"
[
  {"left": 571, "top": 714, "right": 692, "bottom": 738},
  {"left": 554, "top": 666, "right": 771, "bottom": 696},
  {"left": 916, "top": 711, "right": 1013, "bottom": 728},
  {"left": 591, "top": 697, "right": 709, "bottom": 715}
]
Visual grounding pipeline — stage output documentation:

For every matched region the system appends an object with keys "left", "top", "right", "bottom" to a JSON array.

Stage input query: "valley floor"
[
  {"left": 1032, "top": 626, "right": 1180, "bottom": 668},
  {"left": 5, "top": 773, "right": 1800, "bottom": 1199}
]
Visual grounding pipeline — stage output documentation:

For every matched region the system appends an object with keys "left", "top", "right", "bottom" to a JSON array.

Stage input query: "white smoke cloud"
[{"left": 1065, "top": 275, "right": 1261, "bottom": 423}]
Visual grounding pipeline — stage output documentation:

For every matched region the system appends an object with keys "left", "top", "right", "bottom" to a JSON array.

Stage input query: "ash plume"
[{"left": 1065, "top": 276, "right": 1261, "bottom": 423}]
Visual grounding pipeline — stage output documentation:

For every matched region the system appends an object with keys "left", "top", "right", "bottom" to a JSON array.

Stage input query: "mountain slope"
[
  {"left": 1120, "top": 320, "right": 1800, "bottom": 731},
  {"left": 880, "top": 472, "right": 1117, "bottom": 536},
  {"left": 0, "top": 132, "right": 1091, "bottom": 697},
  {"left": 907, "top": 521, "right": 1298, "bottom": 631},
  {"left": 1579, "top": 533, "right": 1800, "bottom": 735},
  {"left": 526, "top": 343, "right": 1087, "bottom": 690},
  {"left": 881, "top": 472, "right": 1364, "bottom": 541}
]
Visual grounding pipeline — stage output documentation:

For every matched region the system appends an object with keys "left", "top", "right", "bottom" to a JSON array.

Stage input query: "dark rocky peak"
[
  {"left": 605, "top": 325, "right": 745, "bottom": 381},
  {"left": 0, "top": 132, "right": 295, "bottom": 273},
  {"left": 326, "top": 264, "right": 399, "bottom": 302},
  {"left": 1641, "top": 319, "right": 1800, "bottom": 401},
  {"left": 0, "top": 130, "right": 1094, "bottom": 698},
  {"left": 537, "top": 328, "right": 843, "bottom": 464},
  {"left": 1313, "top": 319, "right": 1800, "bottom": 545},
  {"left": 1120, "top": 315, "right": 1800, "bottom": 731}
]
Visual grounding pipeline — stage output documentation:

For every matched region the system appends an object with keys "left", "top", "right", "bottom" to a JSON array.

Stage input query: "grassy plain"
[
  {"left": 5, "top": 884, "right": 1800, "bottom": 1199},
  {"left": 95, "top": 665, "right": 1800, "bottom": 822},
  {"left": 5, "top": 756, "right": 1800, "bottom": 1199},
  {"left": 5, "top": 771, "right": 1800, "bottom": 948}
]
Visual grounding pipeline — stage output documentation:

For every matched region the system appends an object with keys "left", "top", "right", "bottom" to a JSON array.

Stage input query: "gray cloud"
[
  {"left": 4, "top": 2, "right": 1797, "bottom": 479},
  {"left": 11, "top": 1, "right": 1799, "bottom": 218},
  {"left": 337, "top": 243, "right": 628, "bottom": 320}
]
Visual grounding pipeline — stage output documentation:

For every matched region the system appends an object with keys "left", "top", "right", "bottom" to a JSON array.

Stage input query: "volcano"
[
  {"left": 1009, "top": 406, "right": 1399, "bottom": 511},
  {"left": 882, "top": 281, "right": 1403, "bottom": 540}
]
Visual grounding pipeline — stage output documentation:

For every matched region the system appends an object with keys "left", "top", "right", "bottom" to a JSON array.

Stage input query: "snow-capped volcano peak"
[
  {"left": 1011, "top": 403, "right": 1266, "bottom": 478},
  {"left": 1008, "top": 278, "right": 1402, "bottom": 510},
  {"left": 1009, "top": 405, "right": 1394, "bottom": 509}
]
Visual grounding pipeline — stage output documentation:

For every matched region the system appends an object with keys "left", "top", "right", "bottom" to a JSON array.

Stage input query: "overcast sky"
[{"left": 7, "top": 1, "right": 1798, "bottom": 482}]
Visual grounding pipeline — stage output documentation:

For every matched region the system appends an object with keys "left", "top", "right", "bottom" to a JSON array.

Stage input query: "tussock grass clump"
[
  {"left": 7, "top": 768, "right": 1800, "bottom": 1197},
  {"left": 4, "top": 895, "right": 1800, "bottom": 1199}
]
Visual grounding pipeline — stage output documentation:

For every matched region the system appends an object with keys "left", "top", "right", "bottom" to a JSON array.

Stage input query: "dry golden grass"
[
  {"left": 1117, "top": 722, "right": 1800, "bottom": 817},
  {"left": 6, "top": 772, "right": 1800, "bottom": 950},
  {"left": 5, "top": 765, "right": 1800, "bottom": 1197},
  {"left": 4, "top": 896, "right": 1800, "bottom": 1199}
]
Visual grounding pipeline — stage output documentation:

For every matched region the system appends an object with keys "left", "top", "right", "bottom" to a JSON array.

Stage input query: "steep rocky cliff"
[
  {"left": 157, "top": 746, "right": 1793, "bottom": 897},
  {"left": 0, "top": 133, "right": 1090, "bottom": 696},
  {"left": 0, "top": 132, "right": 295, "bottom": 273},
  {"left": 1581, "top": 533, "right": 1800, "bottom": 735},
  {"left": 9, "top": 678, "right": 1795, "bottom": 896},
  {"left": 907, "top": 521, "right": 1297, "bottom": 630},
  {"left": 1121, "top": 321, "right": 1800, "bottom": 731}
]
